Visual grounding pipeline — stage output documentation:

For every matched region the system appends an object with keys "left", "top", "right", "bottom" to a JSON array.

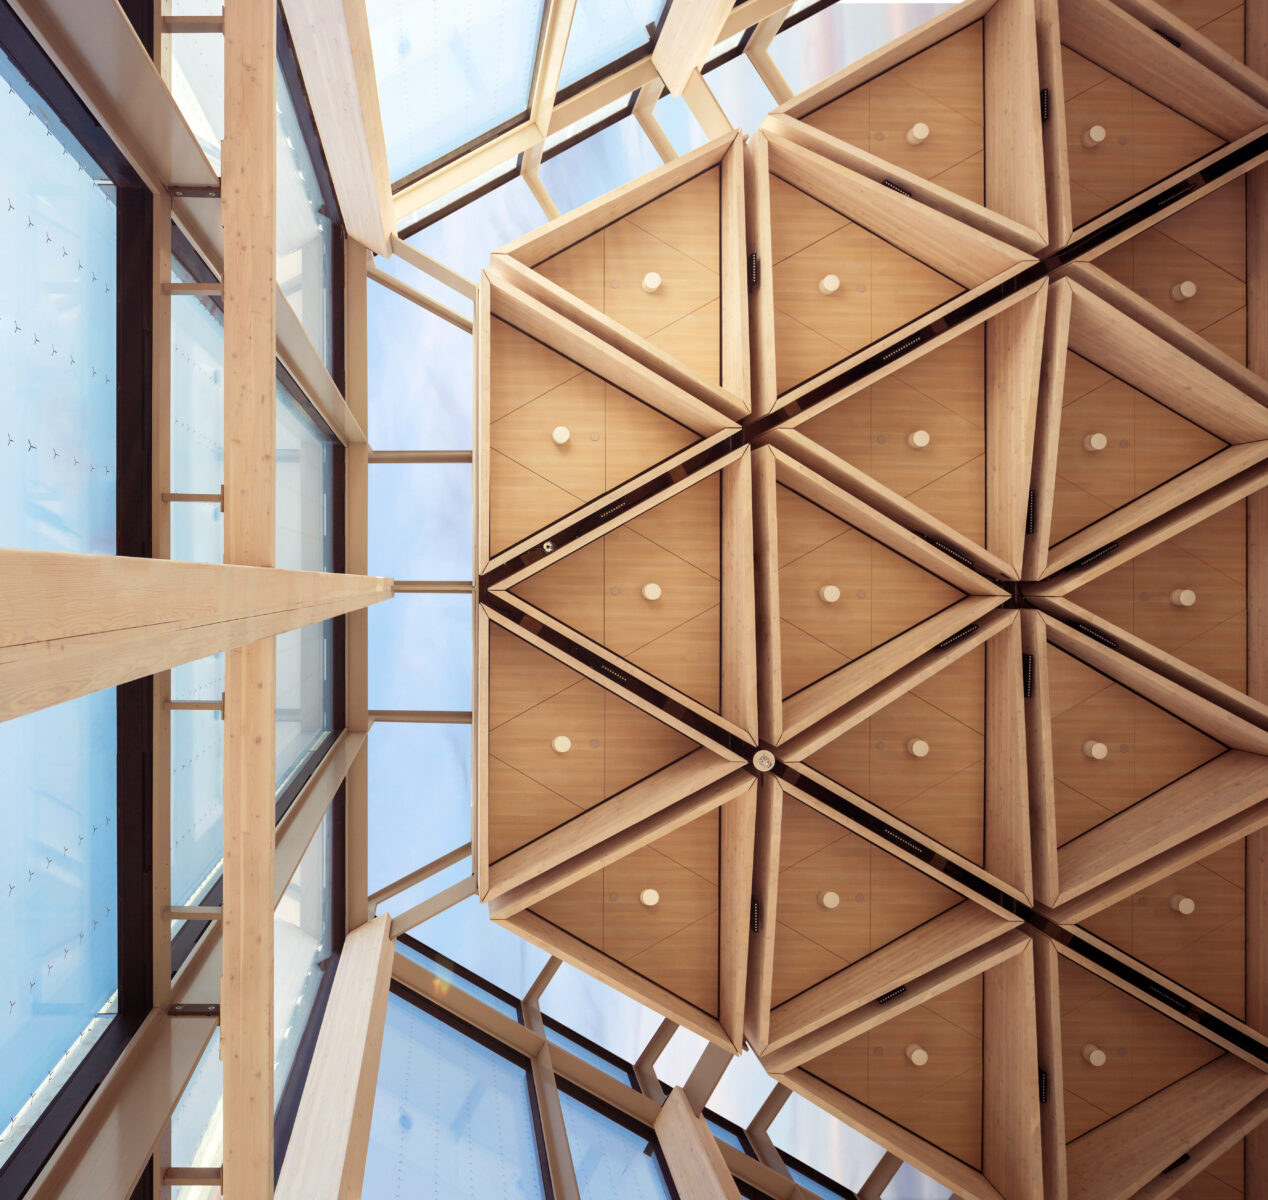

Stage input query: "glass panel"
[
  {"left": 170, "top": 653, "right": 226, "bottom": 910},
  {"left": 540, "top": 961, "right": 666, "bottom": 1065},
  {"left": 769, "top": 1092, "right": 887, "bottom": 1193},
  {"left": 275, "top": 379, "right": 335, "bottom": 572},
  {"left": 276, "top": 60, "right": 334, "bottom": 369},
  {"left": 275, "top": 619, "right": 334, "bottom": 793},
  {"left": 410, "top": 894, "right": 547, "bottom": 998},
  {"left": 538, "top": 117, "right": 663, "bottom": 213},
  {"left": 169, "top": 33, "right": 223, "bottom": 173},
  {"left": 704, "top": 1049, "right": 778, "bottom": 1127},
  {"left": 559, "top": 0, "right": 664, "bottom": 88},
  {"left": 397, "top": 159, "right": 518, "bottom": 233},
  {"left": 702, "top": 54, "right": 776, "bottom": 135},
  {"left": 654, "top": 92, "right": 708, "bottom": 156},
  {"left": 274, "top": 808, "right": 335, "bottom": 1092},
  {"left": 363, "top": 992, "right": 547, "bottom": 1198},
  {"left": 654, "top": 1025, "right": 708, "bottom": 1090},
  {"left": 788, "top": 1162, "right": 855, "bottom": 1200},
  {"left": 883, "top": 1164, "right": 954, "bottom": 1199},
  {"left": 368, "top": 723, "right": 471, "bottom": 894},
  {"left": 367, "top": 280, "right": 473, "bottom": 450},
  {"left": 771, "top": 4, "right": 957, "bottom": 96},
  {"left": 0, "top": 691, "right": 118, "bottom": 1171},
  {"left": 369, "top": 594, "right": 473, "bottom": 711},
  {"left": 0, "top": 43, "right": 116, "bottom": 555},
  {"left": 395, "top": 938, "right": 520, "bottom": 1020},
  {"left": 558, "top": 1090, "right": 673, "bottom": 1200},
  {"left": 369, "top": 464, "right": 472, "bottom": 581},
  {"left": 407, "top": 175, "right": 546, "bottom": 280},
  {"left": 170, "top": 809, "right": 336, "bottom": 1196},
  {"left": 543, "top": 1021, "right": 635, "bottom": 1085},
  {"left": 169, "top": 264, "right": 225, "bottom": 564},
  {"left": 704, "top": 1112, "right": 748, "bottom": 1155},
  {"left": 366, "top": 0, "right": 547, "bottom": 182}
]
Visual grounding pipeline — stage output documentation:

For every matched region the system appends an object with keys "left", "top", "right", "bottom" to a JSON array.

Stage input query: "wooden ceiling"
[{"left": 474, "top": 0, "right": 1268, "bottom": 1195}]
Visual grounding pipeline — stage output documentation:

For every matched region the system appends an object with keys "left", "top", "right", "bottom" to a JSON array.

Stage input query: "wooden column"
[
  {"left": 344, "top": 237, "right": 371, "bottom": 932},
  {"left": 222, "top": 0, "right": 278, "bottom": 1194},
  {"left": 655, "top": 1088, "right": 743, "bottom": 1199},
  {"left": 274, "top": 915, "right": 394, "bottom": 1200},
  {"left": 653, "top": 0, "right": 732, "bottom": 95}
]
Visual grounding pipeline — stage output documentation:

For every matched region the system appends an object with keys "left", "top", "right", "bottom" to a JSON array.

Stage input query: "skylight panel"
[
  {"left": 558, "top": 0, "right": 666, "bottom": 91},
  {"left": 367, "top": 0, "right": 547, "bottom": 184},
  {"left": 538, "top": 116, "right": 662, "bottom": 213}
]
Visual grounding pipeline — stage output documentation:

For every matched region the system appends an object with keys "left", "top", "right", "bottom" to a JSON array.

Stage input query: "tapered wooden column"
[
  {"left": 655, "top": 1088, "right": 743, "bottom": 1200},
  {"left": 222, "top": 0, "right": 278, "bottom": 1194}
]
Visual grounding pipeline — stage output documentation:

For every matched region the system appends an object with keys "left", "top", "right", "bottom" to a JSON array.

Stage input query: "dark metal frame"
[{"left": 0, "top": 2, "right": 151, "bottom": 1195}]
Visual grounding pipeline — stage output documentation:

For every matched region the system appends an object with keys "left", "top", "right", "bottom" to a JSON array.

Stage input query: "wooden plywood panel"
[
  {"left": 1057, "top": 954, "right": 1223, "bottom": 1141},
  {"left": 1068, "top": 501, "right": 1248, "bottom": 693},
  {"left": 799, "top": 325, "right": 987, "bottom": 546},
  {"left": 1048, "top": 352, "right": 1227, "bottom": 548},
  {"left": 532, "top": 806, "right": 721, "bottom": 1014},
  {"left": 1153, "top": 0, "right": 1246, "bottom": 61},
  {"left": 804, "top": 648, "right": 987, "bottom": 864},
  {"left": 1046, "top": 645, "right": 1226, "bottom": 844},
  {"left": 1096, "top": 178, "right": 1248, "bottom": 366},
  {"left": 776, "top": 484, "right": 964, "bottom": 697},
  {"left": 1081, "top": 838, "right": 1247, "bottom": 1018},
  {"left": 511, "top": 474, "right": 722, "bottom": 709},
  {"left": 1173, "top": 1137, "right": 1247, "bottom": 1197},
  {"left": 488, "top": 317, "right": 699, "bottom": 553},
  {"left": 802, "top": 24, "right": 986, "bottom": 210},
  {"left": 1062, "top": 46, "right": 1223, "bottom": 227},
  {"left": 804, "top": 975, "right": 985, "bottom": 1169},
  {"left": 536, "top": 167, "right": 723, "bottom": 385},
  {"left": 768, "top": 178, "right": 963, "bottom": 395},
  {"left": 488, "top": 625, "right": 697, "bottom": 860},
  {"left": 770, "top": 797, "right": 961, "bottom": 1007}
]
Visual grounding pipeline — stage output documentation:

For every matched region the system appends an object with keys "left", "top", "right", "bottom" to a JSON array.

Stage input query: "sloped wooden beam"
[
  {"left": 655, "top": 1088, "right": 743, "bottom": 1199},
  {"left": 0, "top": 552, "right": 391, "bottom": 723},
  {"left": 275, "top": 915, "right": 395, "bottom": 1200},
  {"left": 530, "top": 0, "right": 579, "bottom": 131},
  {"left": 653, "top": 0, "right": 731, "bottom": 96},
  {"left": 281, "top": 0, "right": 394, "bottom": 255}
]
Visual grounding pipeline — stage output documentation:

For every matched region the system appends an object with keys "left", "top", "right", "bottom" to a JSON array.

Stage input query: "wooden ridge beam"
[{"left": 0, "top": 551, "right": 391, "bottom": 723}]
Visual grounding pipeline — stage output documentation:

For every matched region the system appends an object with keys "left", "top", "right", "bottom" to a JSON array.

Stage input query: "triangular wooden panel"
[
  {"left": 797, "top": 323, "right": 987, "bottom": 547},
  {"left": 1079, "top": 835, "right": 1247, "bottom": 1019},
  {"left": 1048, "top": 351, "right": 1227, "bottom": 548},
  {"left": 1061, "top": 46, "right": 1223, "bottom": 228},
  {"left": 802, "top": 24, "right": 986, "bottom": 208},
  {"left": 511, "top": 473, "right": 722, "bottom": 710},
  {"left": 802, "top": 974, "right": 986, "bottom": 1168},
  {"left": 768, "top": 177, "right": 963, "bottom": 396},
  {"left": 487, "top": 624, "right": 698, "bottom": 860},
  {"left": 771, "top": 796, "right": 962, "bottom": 1007},
  {"left": 776, "top": 483, "right": 965, "bottom": 698},
  {"left": 531, "top": 806, "right": 721, "bottom": 1014},
  {"left": 1057, "top": 954, "right": 1223, "bottom": 1141},
  {"left": 1045, "top": 644, "right": 1226, "bottom": 846},
  {"left": 802, "top": 646, "right": 987, "bottom": 864},
  {"left": 488, "top": 317, "right": 699, "bottom": 554},
  {"left": 535, "top": 167, "right": 723, "bottom": 386},
  {"left": 1068, "top": 500, "right": 1248, "bottom": 693},
  {"left": 1094, "top": 178, "right": 1248, "bottom": 366}
]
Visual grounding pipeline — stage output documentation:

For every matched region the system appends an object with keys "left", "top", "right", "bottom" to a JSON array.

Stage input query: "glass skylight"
[
  {"left": 367, "top": 0, "right": 547, "bottom": 183},
  {"left": 558, "top": 0, "right": 666, "bottom": 90}
]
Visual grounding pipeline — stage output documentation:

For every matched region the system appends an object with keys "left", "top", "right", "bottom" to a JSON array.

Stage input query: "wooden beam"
[
  {"left": 280, "top": 0, "right": 394, "bottom": 255},
  {"left": 635, "top": 1019, "right": 676, "bottom": 1102},
  {"left": 654, "top": 1088, "right": 743, "bottom": 1199},
  {"left": 222, "top": 0, "right": 279, "bottom": 1193},
  {"left": 367, "top": 263, "right": 474, "bottom": 333},
  {"left": 0, "top": 552, "right": 391, "bottom": 723},
  {"left": 653, "top": 0, "right": 732, "bottom": 96},
  {"left": 389, "top": 875, "right": 478, "bottom": 939},
  {"left": 522, "top": 142, "right": 561, "bottom": 221},
  {"left": 275, "top": 915, "right": 395, "bottom": 1200},
  {"left": 682, "top": 70, "right": 733, "bottom": 140},
  {"left": 369, "top": 841, "right": 472, "bottom": 909},
  {"left": 389, "top": 234, "right": 479, "bottom": 301},
  {"left": 530, "top": 0, "right": 579, "bottom": 131}
]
